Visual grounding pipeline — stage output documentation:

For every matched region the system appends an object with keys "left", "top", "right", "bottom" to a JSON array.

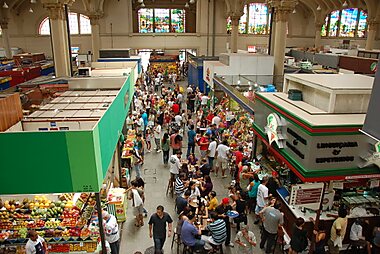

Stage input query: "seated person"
[
  {"left": 199, "top": 158, "right": 211, "bottom": 176},
  {"left": 175, "top": 173, "right": 188, "bottom": 197},
  {"left": 187, "top": 153, "right": 199, "bottom": 166},
  {"left": 188, "top": 181, "right": 201, "bottom": 199},
  {"left": 349, "top": 218, "right": 371, "bottom": 254},
  {"left": 207, "top": 191, "right": 219, "bottom": 211},
  {"left": 202, "top": 212, "right": 227, "bottom": 250},
  {"left": 181, "top": 213, "right": 205, "bottom": 250},
  {"left": 200, "top": 175, "right": 213, "bottom": 198},
  {"left": 176, "top": 190, "right": 191, "bottom": 215},
  {"left": 189, "top": 166, "right": 203, "bottom": 180},
  {"left": 195, "top": 201, "right": 209, "bottom": 219}
]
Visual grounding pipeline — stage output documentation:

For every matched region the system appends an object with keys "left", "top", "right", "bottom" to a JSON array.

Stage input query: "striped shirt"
[
  {"left": 207, "top": 219, "right": 227, "bottom": 244},
  {"left": 175, "top": 177, "right": 185, "bottom": 195}
]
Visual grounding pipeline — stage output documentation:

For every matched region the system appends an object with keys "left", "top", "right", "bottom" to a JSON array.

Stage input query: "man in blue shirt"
[
  {"left": 187, "top": 125, "right": 196, "bottom": 157},
  {"left": 141, "top": 111, "right": 148, "bottom": 135},
  {"left": 181, "top": 213, "right": 205, "bottom": 251}
]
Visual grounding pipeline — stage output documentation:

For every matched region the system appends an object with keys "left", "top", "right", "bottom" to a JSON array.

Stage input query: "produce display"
[{"left": 0, "top": 193, "right": 99, "bottom": 253}]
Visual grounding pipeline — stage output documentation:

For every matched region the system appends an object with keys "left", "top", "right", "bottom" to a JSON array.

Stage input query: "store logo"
[
  {"left": 370, "top": 62, "right": 377, "bottom": 72},
  {"left": 206, "top": 68, "right": 211, "bottom": 81},
  {"left": 359, "top": 141, "right": 380, "bottom": 168},
  {"left": 265, "top": 113, "right": 286, "bottom": 148}
]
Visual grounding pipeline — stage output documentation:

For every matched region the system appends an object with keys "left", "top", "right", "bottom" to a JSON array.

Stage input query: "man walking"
[
  {"left": 148, "top": 205, "right": 173, "bottom": 254},
  {"left": 102, "top": 211, "right": 120, "bottom": 254},
  {"left": 259, "top": 199, "right": 283, "bottom": 254}
]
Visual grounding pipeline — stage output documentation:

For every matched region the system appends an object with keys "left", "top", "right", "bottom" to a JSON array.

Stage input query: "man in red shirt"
[
  {"left": 234, "top": 146, "right": 244, "bottom": 167},
  {"left": 199, "top": 133, "right": 210, "bottom": 159},
  {"left": 172, "top": 102, "right": 180, "bottom": 115}
]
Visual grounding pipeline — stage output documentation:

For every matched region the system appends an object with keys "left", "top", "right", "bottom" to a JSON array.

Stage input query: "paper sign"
[
  {"left": 332, "top": 181, "right": 344, "bottom": 190},
  {"left": 370, "top": 180, "right": 379, "bottom": 188}
]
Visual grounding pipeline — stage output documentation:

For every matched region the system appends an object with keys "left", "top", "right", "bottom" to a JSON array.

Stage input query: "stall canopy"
[{"left": 0, "top": 76, "right": 134, "bottom": 195}]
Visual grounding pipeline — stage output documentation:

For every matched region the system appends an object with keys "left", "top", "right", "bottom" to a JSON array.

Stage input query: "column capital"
[
  {"left": 367, "top": 18, "right": 379, "bottom": 31},
  {"left": 88, "top": 12, "right": 103, "bottom": 26},
  {"left": 41, "top": 0, "right": 75, "bottom": 20},
  {"left": 267, "top": 0, "right": 297, "bottom": 22},
  {"left": 0, "top": 19, "right": 9, "bottom": 29},
  {"left": 315, "top": 22, "right": 324, "bottom": 30},
  {"left": 230, "top": 15, "right": 240, "bottom": 26}
]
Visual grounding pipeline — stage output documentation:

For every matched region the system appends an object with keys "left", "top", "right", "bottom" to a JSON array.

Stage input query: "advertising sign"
[{"left": 289, "top": 183, "right": 324, "bottom": 210}]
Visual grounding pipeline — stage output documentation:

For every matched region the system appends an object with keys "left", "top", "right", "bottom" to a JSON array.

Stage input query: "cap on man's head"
[{"left": 222, "top": 197, "right": 230, "bottom": 205}]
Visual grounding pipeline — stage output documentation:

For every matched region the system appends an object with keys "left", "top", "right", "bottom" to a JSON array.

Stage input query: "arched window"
[
  {"left": 322, "top": 8, "right": 367, "bottom": 38},
  {"left": 39, "top": 17, "right": 50, "bottom": 35},
  {"left": 226, "top": 3, "right": 270, "bottom": 35},
  {"left": 38, "top": 12, "right": 92, "bottom": 35}
]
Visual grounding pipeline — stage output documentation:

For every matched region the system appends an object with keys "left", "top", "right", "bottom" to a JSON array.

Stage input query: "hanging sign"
[{"left": 265, "top": 113, "right": 287, "bottom": 148}]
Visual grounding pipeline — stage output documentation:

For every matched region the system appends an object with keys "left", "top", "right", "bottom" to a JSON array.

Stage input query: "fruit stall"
[{"left": 0, "top": 193, "right": 101, "bottom": 254}]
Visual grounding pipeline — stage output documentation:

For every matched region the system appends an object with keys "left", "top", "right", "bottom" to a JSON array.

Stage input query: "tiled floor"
[{"left": 119, "top": 81, "right": 268, "bottom": 254}]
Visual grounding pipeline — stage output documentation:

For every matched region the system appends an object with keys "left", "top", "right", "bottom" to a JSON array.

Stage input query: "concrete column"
[
  {"left": 230, "top": 16, "right": 239, "bottom": 53},
  {"left": 0, "top": 21, "right": 12, "bottom": 59},
  {"left": 273, "top": 8, "right": 291, "bottom": 88},
  {"left": 89, "top": 15, "right": 101, "bottom": 61},
  {"left": 366, "top": 19, "right": 378, "bottom": 51},
  {"left": 196, "top": 0, "right": 201, "bottom": 34},
  {"left": 44, "top": 3, "right": 71, "bottom": 77},
  {"left": 315, "top": 22, "right": 323, "bottom": 49}
]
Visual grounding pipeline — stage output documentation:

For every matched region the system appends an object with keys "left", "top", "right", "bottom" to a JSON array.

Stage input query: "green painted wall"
[{"left": 0, "top": 131, "right": 98, "bottom": 195}]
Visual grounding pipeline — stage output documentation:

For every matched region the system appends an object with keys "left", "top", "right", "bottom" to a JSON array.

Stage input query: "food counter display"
[
  {"left": 0, "top": 193, "right": 100, "bottom": 254},
  {"left": 107, "top": 188, "right": 128, "bottom": 223},
  {"left": 149, "top": 55, "right": 179, "bottom": 75}
]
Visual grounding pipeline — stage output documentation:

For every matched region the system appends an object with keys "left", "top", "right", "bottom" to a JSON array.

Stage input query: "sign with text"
[{"left": 289, "top": 183, "right": 324, "bottom": 210}]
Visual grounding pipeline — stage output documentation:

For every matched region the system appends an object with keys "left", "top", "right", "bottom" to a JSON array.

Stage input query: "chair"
[
  {"left": 171, "top": 228, "right": 182, "bottom": 253},
  {"left": 209, "top": 243, "right": 224, "bottom": 254},
  {"left": 166, "top": 178, "right": 174, "bottom": 198},
  {"left": 183, "top": 244, "right": 194, "bottom": 254}
]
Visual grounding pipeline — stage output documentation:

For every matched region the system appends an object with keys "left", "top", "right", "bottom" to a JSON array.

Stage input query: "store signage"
[
  {"left": 345, "top": 174, "right": 380, "bottom": 180},
  {"left": 289, "top": 183, "right": 324, "bottom": 211},
  {"left": 315, "top": 142, "right": 358, "bottom": 164},
  {"left": 286, "top": 128, "right": 307, "bottom": 159},
  {"left": 265, "top": 113, "right": 287, "bottom": 148},
  {"left": 371, "top": 62, "right": 377, "bottom": 72},
  {"left": 359, "top": 141, "right": 380, "bottom": 168}
]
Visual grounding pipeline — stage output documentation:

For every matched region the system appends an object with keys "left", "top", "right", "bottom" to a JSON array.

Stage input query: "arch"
[{"left": 38, "top": 12, "right": 92, "bottom": 35}]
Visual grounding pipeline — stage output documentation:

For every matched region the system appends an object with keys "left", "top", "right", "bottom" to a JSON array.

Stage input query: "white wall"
[{"left": 2, "top": 0, "right": 380, "bottom": 58}]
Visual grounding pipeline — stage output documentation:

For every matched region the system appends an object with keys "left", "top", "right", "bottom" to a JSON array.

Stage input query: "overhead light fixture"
[
  {"left": 317, "top": 5, "right": 321, "bottom": 11},
  {"left": 140, "top": 2, "right": 145, "bottom": 7},
  {"left": 342, "top": 1, "right": 348, "bottom": 7},
  {"left": 137, "top": 0, "right": 143, "bottom": 3},
  {"left": 185, "top": 2, "right": 189, "bottom": 8},
  {"left": 189, "top": 0, "right": 195, "bottom": 3},
  {"left": 2, "top": 2, "right": 8, "bottom": 8},
  {"left": 29, "top": 7, "right": 33, "bottom": 13},
  {"left": 292, "top": 9, "right": 296, "bottom": 14},
  {"left": 30, "top": 0, "right": 37, "bottom": 3}
]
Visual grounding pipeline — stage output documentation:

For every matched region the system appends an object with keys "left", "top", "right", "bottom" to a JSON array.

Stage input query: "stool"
[
  {"left": 345, "top": 241, "right": 366, "bottom": 254},
  {"left": 210, "top": 243, "right": 223, "bottom": 254},
  {"left": 166, "top": 178, "right": 174, "bottom": 198},
  {"left": 171, "top": 228, "right": 182, "bottom": 253},
  {"left": 183, "top": 244, "right": 194, "bottom": 254}
]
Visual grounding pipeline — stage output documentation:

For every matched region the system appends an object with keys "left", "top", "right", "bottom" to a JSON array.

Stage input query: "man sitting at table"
[
  {"left": 202, "top": 212, "right": 227, "bottom": 251},
  {"left": 181, "top": 213, "right": 205, "bottom": 251},
  {"left": 176, "top": 190, "right": 191, "bottom": 215},
  {"left": 175, "top": 173, "right": 188, "bottom": 197}
]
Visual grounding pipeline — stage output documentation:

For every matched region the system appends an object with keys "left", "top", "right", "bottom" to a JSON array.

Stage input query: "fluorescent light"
[
  {"left": 342, "top": 1, "right": 348, "bottom": 7},
  {"left": 29, "top": 8, "right": 33, "bottom": 13},
  {"left": 30, "top": 0, "right": 37, "bottom": 3},
  {"left": 292, "top": 9, "right": 296, "bottom": 14},
  {"left": 3, "top": 2, "right": 8, "bottom": 8},
  {"left": 140, "top": 2, "right": 145, "bottom": 7},
  {"left": 317, "top": 5, "right": 321, "bottom": 11},
  {"left": 185, "top": 2, "right": 189, "bottom": 8},
  {"left": 137, "top": 0, "right": 143, "bottom": 3},
  {"left": 189, "top": 0, "right": 195, "bottom": 3}
]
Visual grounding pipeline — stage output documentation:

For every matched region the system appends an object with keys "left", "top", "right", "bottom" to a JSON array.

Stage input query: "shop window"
[
  {"left": 339, "top": 8, "right": 358, "bottom": 37},
  {"left": 328, "top": 10, "right": 340, "bottom": 37},
  {"left": 357, "top": 10, "right": 368, "bottom": 38},
  {"left": 248, "top": 3, "right": 268, "bottom": 35},
  {"left": 138, "top": 8, "right": 154, "bottom": 33},
  {"left": 38, "top": 13, "right": 92, "bottom": 35},
  {"left": 239, "top": 5, "right": 248, "bottom": 33},
  {"left": 171, "top": 9, "right": 185, "bottom": 33}
]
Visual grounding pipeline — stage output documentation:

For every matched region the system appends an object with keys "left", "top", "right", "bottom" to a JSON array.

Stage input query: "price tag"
[
  {"left": 80, "top": 242, "right": 84, "bottom": 247},
  {"left": 48, "top": 245, "right": 52, "bottom": 249}
]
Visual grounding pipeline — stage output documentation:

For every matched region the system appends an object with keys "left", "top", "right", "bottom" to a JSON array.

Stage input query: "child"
[
  {"left": 235, "top": 225, "right": 256, "bottom": 254},
  {"left": 145, "top": 128, "right": 153, "bottom": 152}
]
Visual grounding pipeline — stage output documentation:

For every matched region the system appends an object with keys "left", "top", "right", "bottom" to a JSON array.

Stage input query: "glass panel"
[
  {"left": 248, "top": 3, "right": 268, "bottom": 34},
  {"left": 328, "top": 10, "right": 340, "bottom": 36},
  {"left": 339, "top": 8, "right": 358, "bottom": 37},
  {"left": 138, "top": 8, "right": 154, "bottom": 33},
  {"left": 154, "top": 9, "right": 170, "bottom": 33},
  {"left": 68, "top": 12, "right": 79, "bottom": 34},
  {"left": 321, "top": 15, "right": 329, "bottom": 36},
  {"left": 227, "top": 17, "right": 232, "bottom": 33},
  {"left": 39, "top": 17, "right": 50, "bottom": 35},
  {"left": 239, "top": 5, "right": 247, "bottom": 33},
  {"left": 357, "top": 10, "right": 367, "bottom": 38},
  {"left": 79, "top": 14, "right": 91, "bottom": 34},
  {"left": 171, "top": 9, "right": 185, "bottom": 33}
]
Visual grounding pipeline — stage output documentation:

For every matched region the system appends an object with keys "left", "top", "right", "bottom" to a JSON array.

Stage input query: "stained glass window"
[
  {"left": 154, "top": 9, "right": 170, "bottom": 33},
  {"left": 248, "top": 3, "right": 268, "bottom": 34},
  {"left": 239, "top": 5, "right": 248, "bottom": 33},
  {"left": 171, "top": 9, "right": 185, "bottom": 33},
  {"left": 39, "top": 17, "right": 50, "bottom": 35},
  {"left": 227, "top": 17, "right": 232, "bottom": 33},
  {"left": 68, "top": 12, "right": 79, "bottom": 34},
  {"left": 339, "top": 8, "right": 358, "bottom": 37},
  {"left": 321, "top": 15, "right": 329, "bottom": 36},
  {"left": 357, "top": 10, "right": 367, "bottom": 38},
  {"left": 79, "top": 14, "right": 91, "bottom": 34},
  {"left": 328, "top": 10, "right": 340, "bottom": 37},
  {"left": 138, "top": 8, "right": 154, "bottom": 33}
]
